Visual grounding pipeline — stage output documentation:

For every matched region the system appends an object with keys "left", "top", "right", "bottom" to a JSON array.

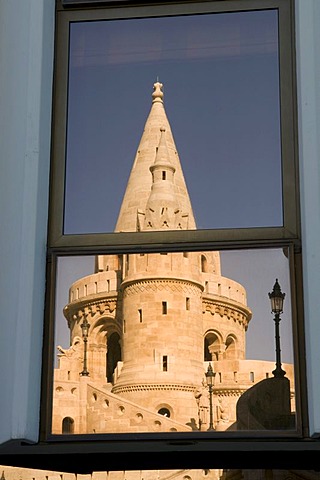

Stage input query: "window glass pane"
[
  {"left": 63, "top": 9, "right": 282, "bottom": 234},
  {"left": 52, "top": 247, "right": 296, "bottom": 434}
]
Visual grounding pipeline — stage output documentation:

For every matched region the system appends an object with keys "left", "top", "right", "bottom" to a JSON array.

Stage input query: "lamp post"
[
  {"left": 80, "top": 317, "right": 90, "bottom": 376},
  {"left": 205, "top": 362, "right": 216, "bottom": 431},
  {"left": 268, "top": 278, "right": 286, "bottom": 378}
]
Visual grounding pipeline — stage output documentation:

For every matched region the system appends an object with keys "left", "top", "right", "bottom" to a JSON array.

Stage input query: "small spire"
[
  {"left": 152, "top": 127, "right": 174, "bottom": 170},
  {"left": 152, "top": 81, "right": 164, "bottom": 103}
]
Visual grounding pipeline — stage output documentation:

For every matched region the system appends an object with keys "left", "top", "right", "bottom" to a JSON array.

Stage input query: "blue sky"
[{"left": 64, "top": 8, "right": 282, "bottom": 234}]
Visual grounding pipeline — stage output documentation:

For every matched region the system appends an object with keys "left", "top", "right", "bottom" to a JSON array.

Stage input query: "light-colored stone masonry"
[{"left": 0, "top": 467, "right": 224, "bottom": 480}]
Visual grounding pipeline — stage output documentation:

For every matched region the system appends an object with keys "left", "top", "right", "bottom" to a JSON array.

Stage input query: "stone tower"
[{"left": 53, "top": 82, "right": 293, "bottom": 435}]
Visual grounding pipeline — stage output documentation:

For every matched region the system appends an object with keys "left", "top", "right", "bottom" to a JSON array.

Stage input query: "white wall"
[
  {"left": 0, "top": 0, "right": 320, "bottom": 445},
  {"left": 0, "top": 0, "right": 55, "bottom": 443},
  {"left": 295, "top": 0, "right": 320, "bottom": 436}
]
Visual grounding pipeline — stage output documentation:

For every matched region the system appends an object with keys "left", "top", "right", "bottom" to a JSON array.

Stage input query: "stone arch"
[
  {"left": 225, "top": 334, "right": 238, "bottom": 359},
  {"left": 89, "top": 315, "right": 118, "bottom": 344},
  {"left": 87, "top": 316, "right": 122, "bottom": 382},
  {"left": 62, "top": 416, "right": 74, "bottom": 434},
  {"left": 204, "top": 330, "right": 223, "bottom": 361}
]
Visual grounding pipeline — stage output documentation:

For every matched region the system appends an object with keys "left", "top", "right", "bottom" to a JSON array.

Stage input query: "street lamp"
[
  {"left": 268, "top": 278, "right": 286, "bottom": 378},
  {"left": 80, "top": 317, "right": 90, "bottom": 376},
  {"left": 205, "top": 362, "right": 216, "bottom": 430}
]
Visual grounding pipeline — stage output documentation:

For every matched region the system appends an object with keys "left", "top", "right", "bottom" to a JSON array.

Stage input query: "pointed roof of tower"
[{"left": 114, "top": 81, "right": 196, "bottom": 232}]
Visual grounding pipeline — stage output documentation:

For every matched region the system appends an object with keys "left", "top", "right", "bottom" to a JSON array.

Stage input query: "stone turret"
[
  {"left": 111, "top": 250, "right": 205, "bottom": 424},
  {"left": 53, "top": 82, "right": 268, "bottom": 435}
]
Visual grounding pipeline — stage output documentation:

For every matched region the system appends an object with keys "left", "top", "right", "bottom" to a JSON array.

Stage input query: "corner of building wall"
[{"left": 0, "top": 0, "right": 55, "bottom": 444}]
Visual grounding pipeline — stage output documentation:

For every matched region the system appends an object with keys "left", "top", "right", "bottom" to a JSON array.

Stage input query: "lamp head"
[
  {"left": 268, "top": 278, "right": 285, "bottom": 315},
  {"left": 81, "top": 317, "right": 90, "bottom": 338},
  {"left": 205, "top": 362, "right": 216, "bottom": 387}
]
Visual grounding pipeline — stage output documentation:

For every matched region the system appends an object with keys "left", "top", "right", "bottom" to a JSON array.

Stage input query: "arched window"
[
  {"left": 204, "top": 336, "right": 212, "bottom": 361},
  {"left": 204, "top": 332, "right": 220, "bottom": 361},
  {"left": 201, "top": 255, "right": 208, "bottom": 273},
  {"left": 225, "top": 335, "right": 237, "bottom": 359},
  {"left": 107, "top": 332, "right": 121, "bottom": 383},
  {"left": 158, "top": 407, "right": 171, "bottom": 417},
  {"left": 62, "top": 417, "right": 74, "bottom": 434}
]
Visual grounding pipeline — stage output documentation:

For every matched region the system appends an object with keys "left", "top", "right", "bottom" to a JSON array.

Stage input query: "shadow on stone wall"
[{"left": 236, "top": 376, "right": 295, "bottom": 430}]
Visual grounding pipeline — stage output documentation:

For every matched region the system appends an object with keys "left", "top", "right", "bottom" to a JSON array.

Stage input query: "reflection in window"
[
  {"left": 53, "top": 248, "right": 295, "bottom": 434},
  {"left": 50, "top": 5, "right": 298, "bottom": 437}
]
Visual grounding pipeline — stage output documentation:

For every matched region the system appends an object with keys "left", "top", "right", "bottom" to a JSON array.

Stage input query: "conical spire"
[{"left": 114, "top": 81, "right": 196, "bottom": 232}]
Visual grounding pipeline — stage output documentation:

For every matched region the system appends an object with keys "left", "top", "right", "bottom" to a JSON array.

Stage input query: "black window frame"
[
  {"left": 32, "top": 0, "right": 318, "bottom": 472},
  {"left": 49, "top": 0, "right": 299, "bottom": 250}
]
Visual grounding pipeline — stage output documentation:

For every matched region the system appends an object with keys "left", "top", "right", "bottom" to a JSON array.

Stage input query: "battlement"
[
  {"left": 212, "top": 359, "right": 294, "bottom": 390},
  {"left": 68, "top": 271, "right": 118, "bottom": 303},
  {"left": 203, "top": 275, "right": 248, "bottom": 305}
]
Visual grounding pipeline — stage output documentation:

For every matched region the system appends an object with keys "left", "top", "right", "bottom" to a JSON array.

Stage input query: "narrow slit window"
[
  {"left": 186, "top": 297, "right": 190, "bottom": 310},
  {"left": 138, "top": 309, "right": 143, "bottom": 323},
  {"left": 163, "top": 355, "right": 168, "bottom": 371},
  {"left": 162, "top": 301, "right": 167, "bottom": 315}
]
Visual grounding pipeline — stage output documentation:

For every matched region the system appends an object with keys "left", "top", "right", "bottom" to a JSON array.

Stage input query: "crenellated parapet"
[
  {"left": 68, "top": 270, "right": 120, "bottom": 303},
  {"left": 202, "top": 275, "right": 247, "bottom": 303}
]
